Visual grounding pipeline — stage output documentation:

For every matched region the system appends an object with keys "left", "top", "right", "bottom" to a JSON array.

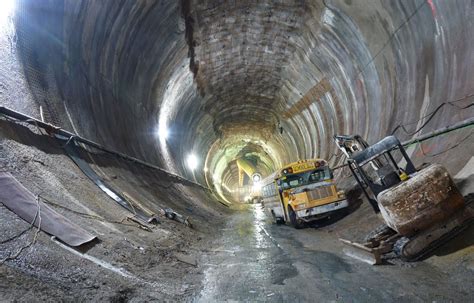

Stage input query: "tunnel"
[{"left": 1, "top": 0, "right": 473, "bottom": 301}]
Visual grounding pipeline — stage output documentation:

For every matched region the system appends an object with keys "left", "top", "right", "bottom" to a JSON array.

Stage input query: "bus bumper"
[{"left": 296, "top": 199, "right": 349, "bottom": 219}]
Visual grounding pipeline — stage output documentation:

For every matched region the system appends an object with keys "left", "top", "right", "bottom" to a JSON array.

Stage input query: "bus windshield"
[{"left": 279, "top": 167, "right": 333, "bottom": 190}]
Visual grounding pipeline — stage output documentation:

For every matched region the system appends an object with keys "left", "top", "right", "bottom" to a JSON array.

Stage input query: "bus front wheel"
[
  {"left": 271, "top": 210, "right": 284, "bottom": 225},
  {"left": 288, "top": 206, "right": 304, "bottom": 229}
]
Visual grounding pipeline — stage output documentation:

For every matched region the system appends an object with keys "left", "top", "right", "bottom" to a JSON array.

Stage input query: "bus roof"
[
  {"left": 260, "top": 159, "right": 329, "bottom": 186},
  {"left": 282, "top": 158, "right": 326, "bottom": 169},
  {"left": 279, "top": 158, "right": 328, "bottom": 176}
]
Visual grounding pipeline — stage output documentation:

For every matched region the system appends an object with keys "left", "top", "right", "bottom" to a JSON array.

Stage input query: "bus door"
[{"left": 276, "top": 178, "right": 289, "bottom": 222}]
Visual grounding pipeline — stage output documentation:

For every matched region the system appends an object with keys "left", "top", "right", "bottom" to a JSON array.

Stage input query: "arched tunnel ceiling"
[
  {"left": 13, "top": 0, "right": 474, "bottom": 203},
  {"left": 184, "top": 0, "right": 312, "bottom": 138}
]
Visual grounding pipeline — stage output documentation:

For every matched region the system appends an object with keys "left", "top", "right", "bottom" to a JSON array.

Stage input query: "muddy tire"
[
  {"left": 288, "top": 206, "right": 304, "bottom": 229},
  {"left": 271, "top": 210, "right": 284, "bottom": 225}
]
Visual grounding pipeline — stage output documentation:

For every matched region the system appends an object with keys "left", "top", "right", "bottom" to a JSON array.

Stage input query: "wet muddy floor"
[{"left": 196, "top": 204, "right": 474, "bottom": 302}]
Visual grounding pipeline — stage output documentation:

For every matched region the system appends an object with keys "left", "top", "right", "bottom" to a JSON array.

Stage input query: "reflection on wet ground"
[
  {"left": 196, "top": 204, "right": 473, "bottom": 302},
  {"left": 198, "top": 204, "right": 298, "bottom": 302}
]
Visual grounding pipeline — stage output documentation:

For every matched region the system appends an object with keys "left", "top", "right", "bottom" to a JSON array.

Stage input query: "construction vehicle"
[{"left": 333, "top": 135, "right": 474, "bottom": 264}]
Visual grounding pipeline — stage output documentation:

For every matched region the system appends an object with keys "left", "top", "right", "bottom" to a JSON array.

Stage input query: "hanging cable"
[
  {"left": 37, "top": 195, "right": 153, "bottom": 231},
  {"left": 0, "top": 195, "right": 42, "bottom": 264},
  {"left": 391, "top": 97, "right": 474, "bottom": 136},
  {"left": 416, "top": 129, "right": 474, "bottom": 158}
]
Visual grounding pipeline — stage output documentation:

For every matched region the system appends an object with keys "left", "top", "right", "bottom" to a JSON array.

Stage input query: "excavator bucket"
[
  {"left": 340, "top": 226, "right": 398, "bottom": 265},
  {"left": 340, "top": 239, "right": 383, "bottom": 265}
]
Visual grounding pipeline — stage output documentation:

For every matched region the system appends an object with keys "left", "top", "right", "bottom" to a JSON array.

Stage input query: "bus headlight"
[{"left": 337, "top": 191, "right": 345, "bottom": 198}]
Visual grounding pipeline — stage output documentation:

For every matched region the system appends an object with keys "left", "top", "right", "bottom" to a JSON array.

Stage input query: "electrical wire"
[
  {"left": 391, "top": 98, "right": 474, "bottom": 136},
  {"left": 416, "top": 129, "right": 474, "bottom": 158},
  {"left": 356, "top": 0, "right": 427, "bottom": 78},
  {"left": 323, "top": 0, "right": 427, "bottom": 78},
  {"left": 328, "top": 96, "right": 473, "bottom": 166},
  {"left": 322, "top": 0, "right": 473, "bottom": 141},
  {"left": 37, "top": 195, "right": 153, "bottom": 231},
  {"left": 0, "top": 195, "right": 42, "bottom": 264},
  {"left": 331, "top": 119, "right": 473, "bottom": 175},
  {"left": 0, "top": 222, "right": 33, "bottom": 245},
  {"left": 0, "top": 114, "right": 49, "bottom": 137}
]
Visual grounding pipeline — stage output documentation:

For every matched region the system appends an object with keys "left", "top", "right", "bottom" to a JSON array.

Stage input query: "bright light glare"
[
  {"left": 0, "top": 0, "right": 15, "bottom": 23},
  {"left": 252, "top": 182, "right": 262, "bottom": 192},
  {"left": 157, "top": 123, "right": 169, "bottom": 140},
  {"left": 186, "top": 153, "right": 199, "bottom": 171}
]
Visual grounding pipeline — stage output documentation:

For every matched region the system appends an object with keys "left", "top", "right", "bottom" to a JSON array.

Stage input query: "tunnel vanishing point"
[{"left": 0, "top": 0, "right": 474, "bottom": 302}]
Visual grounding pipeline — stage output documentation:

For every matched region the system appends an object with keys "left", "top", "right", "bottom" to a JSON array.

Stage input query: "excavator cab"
[{"left": 345, "top": 136, "right": 417, "bottom": 212}]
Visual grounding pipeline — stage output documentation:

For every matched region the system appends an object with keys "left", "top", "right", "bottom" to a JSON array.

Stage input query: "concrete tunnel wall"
[{"left": 4, "top": 0, "right": 474, "bottom": 202}]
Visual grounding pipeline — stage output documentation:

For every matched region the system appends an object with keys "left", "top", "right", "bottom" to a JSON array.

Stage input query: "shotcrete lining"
[{"left": 11, "top": 0, "right": 474, "bottom": 202}]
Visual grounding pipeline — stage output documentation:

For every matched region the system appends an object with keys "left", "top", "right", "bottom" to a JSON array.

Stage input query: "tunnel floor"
[{"left": 197, "top": 204, "right": 474, "bottom": 302}]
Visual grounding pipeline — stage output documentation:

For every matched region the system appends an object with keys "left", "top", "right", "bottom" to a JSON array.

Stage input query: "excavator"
[{"left": 333, "top": 135, "right": 474, "bottom": 264}]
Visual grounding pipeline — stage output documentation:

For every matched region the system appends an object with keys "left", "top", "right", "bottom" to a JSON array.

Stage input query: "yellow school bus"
[{"left": 261, "top": 159, "right": 348, "bottom": 228}]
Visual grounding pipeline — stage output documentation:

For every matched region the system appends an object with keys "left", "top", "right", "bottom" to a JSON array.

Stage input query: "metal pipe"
[
  {"left": 0, "top": 106, "right": 211, "bottom": 191},
  {"left": 2, "top": 106, "right": 472, "bottom": 187},
  {"left": 402, "top": 117, "right": 474, "bottom": 147},
  {"left": 333, "top": 117, "right": 474, "bottom": 172}
]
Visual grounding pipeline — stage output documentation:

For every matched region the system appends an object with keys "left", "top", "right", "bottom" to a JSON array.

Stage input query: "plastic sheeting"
[
  {"left": 0, "top": 172, "right": 96, "bottom": 247},
  {"left": 56, "top": 135, "right": 158, "bottom": 223}
]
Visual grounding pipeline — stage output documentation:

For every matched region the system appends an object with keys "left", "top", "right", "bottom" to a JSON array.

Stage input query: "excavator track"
[{"left": 394, "top": 206, "right": 474, "bottom": 261}]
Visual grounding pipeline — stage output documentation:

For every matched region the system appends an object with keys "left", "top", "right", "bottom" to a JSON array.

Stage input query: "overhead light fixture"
[
  {"left": 186, "top": 153, "right": 199, "bottom": 171},
  {"left": 252, "top": 173, "right": 261, "bottom": 183},
  {"left": 157, "top": 123, "right": 169, "bottom": 140},
  {"left": 0, "top": 0, "right": 15, "bottom": 25}
]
